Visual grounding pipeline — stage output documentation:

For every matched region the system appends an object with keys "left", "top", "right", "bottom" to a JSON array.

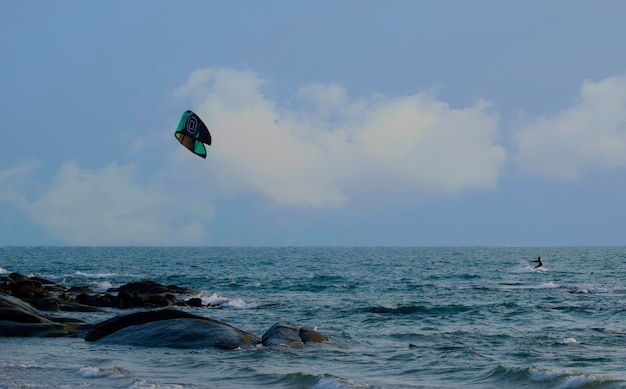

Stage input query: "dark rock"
[
  {"left": 0, "top": 321, "right": 87, "bottom": 337},
  {"left": 9, "top": 273, "right": 30, "bottom": 282},
  {"left": 262, "top": 322, "right": 328, "bottom": 347},
  {"left": 165, "top": 284, "right": 198, "bottom": 295},
  {"left": 299, "top": 327, "right": 327, "bottom": 343},
  {"left": 68, "top": 285, "right": 93, "bottom": 293},
  {"left": 164, "top": 293, "right": 178, "bottom": 305},
  {"left": 74, "top": 292, "right": 114, "bottom": 307},
  {"left": 30, "top": 276, "right": 58, "bottom": 285},
  {"left": 36, "top": 297, "right": 61, "bottom": 311},
  {"left": 0, "top": 293, "right": 88, "bottom": 337},
  {"left": 43, "top": 284, "right": 67, "bottom": 293},
  {"left": 146, "top": 294, "right": 173, "bottom": 307},
  {"left": 85, "top": 309, "right": 260, "bottom": 349},
  {"left": 262, "top": 322, "right": 304, "bottom": 348},
  {"left": 116, "top": 289, "right": 135, "bottom": 308},
  {"left": 115, "top": 281, "right": 167, "bottom": 295},
  {"left": 185, "top": 297, "right": 204, "bottom": 307},
  {"left": 11, "top": 279, "right": 46, "bottom": 302},
  {"left": 1, "top": 292, "right": 51, "bottom": 324}
]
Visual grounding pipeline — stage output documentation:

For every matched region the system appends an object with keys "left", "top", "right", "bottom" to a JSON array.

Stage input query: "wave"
[
  {"left": 568, "top": 285, "right": 626, "bottom": 295},
  {"left": 475, "top": 364, "right": 622, "bottom": 388},
  {"left": 79, "top": 365, "right": 128, "bottom": 379},
  {"left": 129, "top": 380, "right": 185, "bottom": 389},
  {"left": 512, "top": 265, "right": 548, "bottom": 273},
  {"left": 88, "top": 280, "right": 113, "bottom": 292},
  {"left": 364, "top": 303, "right": 474, "bottom": 316},
  {"left": 534, "top": 281, "right": 559, "bottom": 289},
  {"left": 74, "top": 271, "right": 117, "bottom": 278},
  {"left": 192, "top": 291, "right": 258, "bottom": 309},
  {"left": 261, "top": 372, "right": 371, "bottom": 389}
]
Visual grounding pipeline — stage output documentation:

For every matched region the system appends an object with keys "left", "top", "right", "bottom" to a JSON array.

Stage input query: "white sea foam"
[
  {"left": 603, "top": 327, "right": 626, "bottom": 335},
  {"left": 129, "top": 380, "right": 184, "bottom": 389},
  {"left": 563, "top": 337, "right": 579, "bottom": 344},
  {"left": 194, "top": 291, "right": 258, "bottom": 309},
  {"left": 529, "top": 368, "right": 561, "bottom": 382},
  {"left": 0, "top": 267, "right": 7, "bottom": 274},
  {"left": 534, "top": 282, "right": 558, "bottom": 289},
  {"left": 561, "top": 374, "right": 597, "bottom": 389},
  {"left": 89, "top": 280, "right": 113, "bottom": 291},
  {"left": 573, "top": 285, "right": 625, "bottom": 294},
  {"left": 79, "top": 366, "right": 106, "bottom": 378},
  {"left": 74, "top": 271, "right": 116, "bottom": 278},
  {"left": 513, "top": 265, "right": 548, "bottom": 274},
  {"left": 313, "top": 378, "right": 371, "bottom": 389}
]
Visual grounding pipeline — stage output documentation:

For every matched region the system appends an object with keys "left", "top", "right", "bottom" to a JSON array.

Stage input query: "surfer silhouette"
[{"left": 531, "top": 256, "right": 542, "bottom": 268}]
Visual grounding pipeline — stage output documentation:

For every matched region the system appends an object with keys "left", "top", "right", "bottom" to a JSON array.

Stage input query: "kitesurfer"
[{"left": 531, "top": 256, "right": 542, "bottom": 268}]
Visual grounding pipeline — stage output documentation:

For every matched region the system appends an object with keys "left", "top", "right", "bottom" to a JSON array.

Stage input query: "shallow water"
[{"left": 1, "top": 246, "right": 626, "bottom": 388}]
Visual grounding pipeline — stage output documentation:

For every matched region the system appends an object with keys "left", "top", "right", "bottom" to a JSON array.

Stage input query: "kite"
[{"left": 174, "top": 110, "right": 212, "bottom": 158}]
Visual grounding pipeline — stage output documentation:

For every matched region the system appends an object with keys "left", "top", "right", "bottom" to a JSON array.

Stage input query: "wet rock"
[
  {"left": 185, "top": 297, "right": 204, "bottom": 307},
  {"left": 1, "top": 292, "right": 51, "bottom": 324},
  {"left": 36, "top": 297, "right": 61, "bottom": 311},
  {"left": 85, "top": 309, "right": 260, "bottom": 349},
  {"left": 68, "top": 285, "right": 93, "bottom": 294},
  {"left": 299, "top": 327, "right": 327, "bottom": 343},
  {"left": 262, "top": 322, "right": 328, "bottom": 347},
  {"left": 75, "top": 293, "right": 112, "bottom": 308},
  {"left": 110, "top": 281, "right": 197, "bottom": 296},
  {"left": 262, "top": 322, "right": 305, "bottom": 348},
  {"left": 0, "top": 293, "right": 88, "bottom": 337},
  {"left": 8, "top": 273, "right": 30, "bottom": 282}
]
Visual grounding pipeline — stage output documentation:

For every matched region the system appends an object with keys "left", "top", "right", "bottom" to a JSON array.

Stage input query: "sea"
[{"left": 1, "top": 246, "right": 626, "bottom": 389}]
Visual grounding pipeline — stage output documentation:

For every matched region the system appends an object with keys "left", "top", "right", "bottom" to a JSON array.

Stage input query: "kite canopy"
[{"left": 174, "top": 110, "right": 212, "bottom": 158}]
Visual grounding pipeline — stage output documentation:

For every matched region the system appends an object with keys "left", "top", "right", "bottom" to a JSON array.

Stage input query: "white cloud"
[
  {"left": 0, "top": 160, "right": 39, "bottom": 202},
  {"left": 514, "top": 75, "right": 626, "bottom": 179},
  {"left": 179, "top": 68, "right": 506, "bottom": 207},
  {"left": 20, "top": 162, "right": 212, "bottom": 245}
]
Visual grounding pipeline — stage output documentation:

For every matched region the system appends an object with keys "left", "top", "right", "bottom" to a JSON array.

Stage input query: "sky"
[{"left": 1, "top": 0, "right": 626, "bottom": 246}]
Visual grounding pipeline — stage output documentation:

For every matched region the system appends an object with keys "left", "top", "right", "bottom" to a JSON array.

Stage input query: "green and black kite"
[{"left": 174, "top": 110, "right": 212, "bottom": 158}]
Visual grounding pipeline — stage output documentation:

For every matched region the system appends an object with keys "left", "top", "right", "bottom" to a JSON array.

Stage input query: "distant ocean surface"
[{"left": 2, "top": 246, "right": 626, "bottom": 389}]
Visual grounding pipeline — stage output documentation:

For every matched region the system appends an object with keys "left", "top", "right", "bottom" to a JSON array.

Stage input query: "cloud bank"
[{"left": 10, "top": 69, "right": 626, "bottom": 245}]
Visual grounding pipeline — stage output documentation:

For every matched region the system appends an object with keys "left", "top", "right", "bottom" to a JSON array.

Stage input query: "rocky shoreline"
[{"left": 0, "top": 272, "right": 327, "bottom": 349}]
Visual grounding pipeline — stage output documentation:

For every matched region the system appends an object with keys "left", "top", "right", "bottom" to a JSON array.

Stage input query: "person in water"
[{"left": 531, "top": 256, "right": 542, "bottom": 268}]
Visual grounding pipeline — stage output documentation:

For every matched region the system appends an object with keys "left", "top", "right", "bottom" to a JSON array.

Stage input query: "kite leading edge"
[{"left": 174, "top": 110, "right": 212, "bottom": 158}]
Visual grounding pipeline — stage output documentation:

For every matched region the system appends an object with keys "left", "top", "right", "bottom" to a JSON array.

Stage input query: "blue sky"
[{"left": 1, "top": 1, "right": 626, "bottom": 246}]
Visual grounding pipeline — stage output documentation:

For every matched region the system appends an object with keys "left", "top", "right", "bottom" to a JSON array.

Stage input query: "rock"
[
  {"left": 0, "top": 293, "right": 88, "bottom": 337},
  {"left": 36, "top": 297, "right": 61, "bottom": 311},
  {"left": 261, "top": 322, "right": 328, "bottom": 347},
  {"left": 185, "top": 297, "right": 204, "bottom": 307},
  {"left": 68, "top": 285, "right": 93, "bottom": 294},
  {"left": 103, "top": 281, "right": 198, "bottom": 309},
  {"left": 299, "top": 327, "right": 327, "bottom": 343},
  {"left": 0, "top": 292, "right": 51, "bottom": 324},
  {"left": 262, "top": 322, "right": 305, "bottom": 348},
  {"left": 8, "top": 273, "right": 30, "bottom": 282},
  {"left": 11, "top": 279, "right": 46, "bottom": 302},
  {"left": 85, "top": 309, "right": 260, "bottom": 350},
  {"left": 75, "top": 293, "right": 112, "bottom": 308},
  {"left": 111, "top": 281, "right": 197, "bottom": 296}
]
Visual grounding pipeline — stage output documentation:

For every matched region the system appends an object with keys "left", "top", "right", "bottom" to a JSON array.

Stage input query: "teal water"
[{"left": 1, "top": 247, "right": 626, "bottom": 388}]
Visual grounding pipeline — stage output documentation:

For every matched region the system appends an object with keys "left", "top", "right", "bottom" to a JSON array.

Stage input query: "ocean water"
[{"left": 1, "top": 246, "right": 626, "bottom": 389}]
